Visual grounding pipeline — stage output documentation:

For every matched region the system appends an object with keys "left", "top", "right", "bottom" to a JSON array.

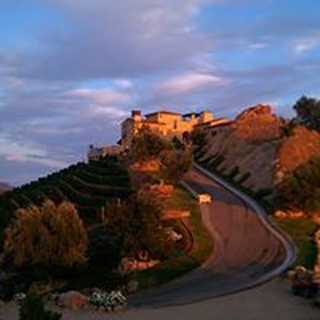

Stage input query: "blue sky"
[{"left": 1, "top": 0, "right": 320, "bottom": 185}]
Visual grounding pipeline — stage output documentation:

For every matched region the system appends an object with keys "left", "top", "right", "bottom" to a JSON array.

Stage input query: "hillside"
[
  {"left": 0, "top": 182, "right": 11, "bottom": 194},
  {"left": 195, "top": 105, "right": 320, "bottom": 196},
  {"left": 0, "top": 156, "right": 132, "bottom": 230}
]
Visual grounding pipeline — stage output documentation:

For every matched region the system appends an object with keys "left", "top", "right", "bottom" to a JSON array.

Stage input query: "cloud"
[
  {"left": 0, "top": 77, "right": 133, "bottom": 186},
  {"left": 0, "top": 133, "right": 69, "bottom": 170},
  {"left": 293, "top": 32, "right": 320, "bottom": 54},
  {"left": 4, "top": 154, "right": 69, "bottom": 169},
  {"left": 155, "top": 73, "right": 225, "bottom": 95},
  {"left": 11, "top": 0, "right": 212, "bottom": 81},
  {"left": 114, "top": 79, "right": 133, "bottom": 89},
  {"left": 66, "top": 87, "right": 130, "bottom": 105}
]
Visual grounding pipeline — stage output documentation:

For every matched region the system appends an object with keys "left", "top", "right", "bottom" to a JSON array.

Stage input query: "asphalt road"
[{"left": 128, "top": 166, "right": 289, "bottom": 308}]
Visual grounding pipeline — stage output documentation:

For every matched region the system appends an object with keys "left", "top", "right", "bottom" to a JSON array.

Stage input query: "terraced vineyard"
[{"left": 0, "top": 156, "right": 132, "bottom": 230}]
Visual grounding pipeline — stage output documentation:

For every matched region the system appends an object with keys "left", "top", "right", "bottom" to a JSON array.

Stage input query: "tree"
[
  {"left": 293, "top": 95, "right": 320, "bottom": 131},
  {"left": 131, "top": 127, "right": 172, "bottom": 161},
  {"left": 106, "top": 192, "right": 174, "bottom": 260},
  {"left": 160, "top": 148, "right": 193, "bottom": 183},
  {"left": 276, "top": 156, "right": 320, "bottom": 215},
  {"left": 4, "top": 200, "right": 88, "bottom": 269},
  {"left": 130, "top": 126, "right": 192, "bottom": 183},
  {"left": 171, "top": 136, "right": 184, "bottom": 150},
  {"left": 190, "top": 128, "right": 207, "bottom": 146}
]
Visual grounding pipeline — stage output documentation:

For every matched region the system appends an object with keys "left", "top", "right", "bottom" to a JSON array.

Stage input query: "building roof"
[
  {"left": 194, "top": 118, "right": 232, "bottom": 128},
  {"left": 182, "top": 112, "right": 200, "bottom": 118},
  {"left": 145, "top": 110, "right": 181, "bottom": 117}
]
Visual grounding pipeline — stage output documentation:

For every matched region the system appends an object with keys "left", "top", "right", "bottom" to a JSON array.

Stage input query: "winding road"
[{"left": 129, "top": 165, "right": 296, "bottom": 307}]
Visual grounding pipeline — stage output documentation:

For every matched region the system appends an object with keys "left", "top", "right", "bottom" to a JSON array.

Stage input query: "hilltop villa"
[
  {"left": 120, "top": 109, "right": 230, "bottom": 149},
  {"left": 87, "top": 109, "right": 231, "bottom": 160}
]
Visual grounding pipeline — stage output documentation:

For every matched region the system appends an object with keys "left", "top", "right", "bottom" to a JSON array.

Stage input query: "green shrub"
[
  {"left": 237, "top": 172, "right": 251, "bottom": 185},
  {"left": 211, "top": 154, "right": 225, "bottom": 168},
  {"left": 276, "top": 156, "right": 320, "bottom": 215},
  {"left": 228, "top": 166, "right": 240, "bottom": 180},
  {"left": 254, "top": 188, "right": 273, "bottom": 199},
  {"left": 19, "top": 293, "right": 61, "bottom": 320}
]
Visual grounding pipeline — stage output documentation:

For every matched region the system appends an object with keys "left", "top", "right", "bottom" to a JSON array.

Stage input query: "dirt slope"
[{"left": 199, "top": 105, "right": 320, "bottom": 193}]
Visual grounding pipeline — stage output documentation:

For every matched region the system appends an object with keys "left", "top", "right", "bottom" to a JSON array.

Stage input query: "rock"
[
  {"left": 274, "top": 210, "right": 307, "bottom": 219},
  {"left": 59, "top": 291, "right": 88, "bottom": 309},
  {"left": 126, "top": 280, "right": 139, "bottom": 293},
  {"left": 236, "top": 105, "right": 273, "bottom": 121},
  {"left": 274, "top": 210, "right": 287, "bottom": 218},
  {"left": 119, "top": 257, "right": 159, "bottom": 275},
  {"left": 286, "top": 270, "right": 296, "bottom": 280}
]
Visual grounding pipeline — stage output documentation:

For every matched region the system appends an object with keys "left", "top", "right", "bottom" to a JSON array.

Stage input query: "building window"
[{"left": 174, "top": 120, "right": 177, "bottom": 129}]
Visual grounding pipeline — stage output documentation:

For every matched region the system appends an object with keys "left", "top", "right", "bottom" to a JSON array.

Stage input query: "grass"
[
  {"left": 275, "top": 217, "right": 317, "bottom": 269},
  {"left": 133, "top": 187, "right": 213, "bottom": 289}
]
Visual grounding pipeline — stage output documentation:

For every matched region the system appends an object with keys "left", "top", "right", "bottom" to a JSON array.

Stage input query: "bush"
[
  {"left": 106, "top": 192, "right": 175, "bottom": 260},
  {"left": 228, "top": 166, "right": 240, "bottom": 180},
  {"left": 19, "top": 293, "right": 61, "bottom": 320},
  {"left": 293, "top": 95, "right": 320, "bottom": 132},
  {"left": 131, "top": 127, "right": 173, "bottom": 161},
  {"left": 236, "top": 172, "right": 251, "bottom": 185},
  {"left": 281, "top": 121, "right": 297, "bottom": 137},
  {"left": 254, "top": 188, "right": 273, "bottom": 199},
  {"left": 4, "top": 200, "right": 88, "bottom": 269},
  {"left": 160, "top": 148, "right": 193, "bottom": 183},
  {"left": 276, "top": 156, "right": 320, "bottom": 215},
  {"left": 210, "top": 154, "right": 225, "bottom": 168}
]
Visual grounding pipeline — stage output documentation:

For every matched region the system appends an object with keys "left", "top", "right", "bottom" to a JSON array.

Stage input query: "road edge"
[{"left": 192, "top": 163, "right": 297, "bottom": 281}]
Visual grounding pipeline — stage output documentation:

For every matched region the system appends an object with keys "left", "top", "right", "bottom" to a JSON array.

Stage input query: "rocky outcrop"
[
  {"left": 233, "top": 105, "right": 284, "bottom": 143},
  {"left": 277, "top": 126, "right": 320, "bottom": 179},
  {"left": 200, "top": 104, "right": 320, "bottom": 193}
]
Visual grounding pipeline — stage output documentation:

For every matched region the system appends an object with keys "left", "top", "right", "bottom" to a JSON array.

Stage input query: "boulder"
[
  {"left": 59, "top": 291, "right": 88, "bottom": 309},
  {"left": 274, "top": 210, "right": 287, "bottom": 218}
]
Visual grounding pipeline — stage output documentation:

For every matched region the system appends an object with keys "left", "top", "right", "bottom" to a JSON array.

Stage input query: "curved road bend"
[{"left": 129, "top": 166, "right": 295, "bottom": 308}]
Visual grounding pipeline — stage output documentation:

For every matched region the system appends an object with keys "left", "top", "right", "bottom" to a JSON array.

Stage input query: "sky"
[{"left": 1, "top": 0, "right": 320, "bottom": 186}]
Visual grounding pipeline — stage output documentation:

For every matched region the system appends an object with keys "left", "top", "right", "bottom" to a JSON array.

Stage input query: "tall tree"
[
  {"left": 131, "top": 127, "right": 172, "bottom": 161},
  {"left": 4, "top": 200, "right": 88, "bottom": 269},
  {"left": 160, "top": 148, "right": 193, "bottom": 183},
  {"left": 293, "top": 95, "right": 320, "bottom": 131},
  {"left": 105, "top": 192, "right": 174, "bottom": 260}
]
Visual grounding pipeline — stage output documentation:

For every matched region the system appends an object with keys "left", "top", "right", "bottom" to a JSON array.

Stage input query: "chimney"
[{"left": 132, "top": 110, "right": 142, "bottom": 122}]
